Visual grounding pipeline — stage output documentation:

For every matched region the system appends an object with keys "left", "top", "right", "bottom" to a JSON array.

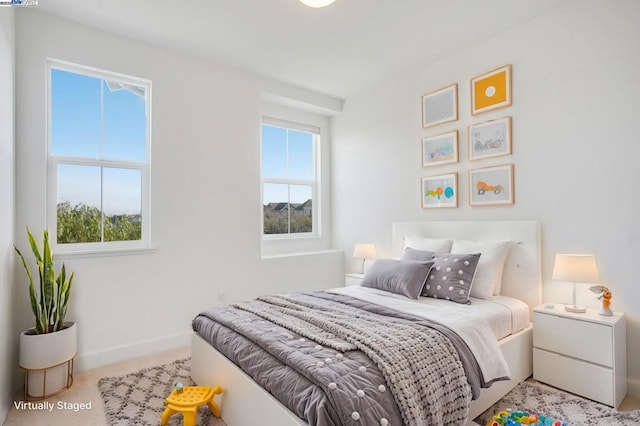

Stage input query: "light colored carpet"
[
  {"left": 4, "top": 346, "right": 192, "bottom": 426},
  {"left": 101, "top": 358, "right": 640, "bottom": 426},
  {"left": 98, "top": 358, "right": 225, "bottom": 426},
  {"left": 5, "top": 347, "right": 639, "bottom": 426},
  {"left": 475, "top": 380, "right": 640, "bottom": 426}
]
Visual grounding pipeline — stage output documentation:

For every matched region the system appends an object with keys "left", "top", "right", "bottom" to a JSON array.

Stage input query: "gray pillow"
[
  {"left": 401, "top": 247, "right": 435, "bottom": 262},
  {"left": 422, "top": 253, "right": 481, "bottom": 304},
  {"left": 361, "top": 259, "right": 434, "bottom": 300}
]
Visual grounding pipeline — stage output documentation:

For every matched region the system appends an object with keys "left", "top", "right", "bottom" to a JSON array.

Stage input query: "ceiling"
[{"left": 37, "top": 0, "right": 563, "bottom": 99}]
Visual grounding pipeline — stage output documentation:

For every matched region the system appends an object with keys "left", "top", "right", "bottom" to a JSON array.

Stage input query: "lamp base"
[{"left": 565, "top": 305, "right": 586, "bottom": 313}]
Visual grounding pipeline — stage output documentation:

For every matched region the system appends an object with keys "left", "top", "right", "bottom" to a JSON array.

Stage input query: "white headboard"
[{"left": 392, "top": 221, "right": 541, "bottom": 309}]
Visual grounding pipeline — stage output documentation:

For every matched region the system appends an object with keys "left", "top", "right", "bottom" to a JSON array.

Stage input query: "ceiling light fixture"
[{"left": 300, "top": 0, "right": 337, "bottom": 8}]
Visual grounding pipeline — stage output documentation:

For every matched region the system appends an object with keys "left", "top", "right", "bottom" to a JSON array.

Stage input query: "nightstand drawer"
[
  {"left": 533, "top": 348, "right": 614, "bottom": 406},
  {"left": 533, "top": 312, "right": 612, "bottom": 367}
]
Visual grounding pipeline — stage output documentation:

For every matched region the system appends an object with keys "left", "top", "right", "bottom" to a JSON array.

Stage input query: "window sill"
[
  {"left": 54, "top": 246, "right": 156, "bottom": 259},
  {"left": 261, "top": 249, "right": 341, "bottom": 260},
  {"left": 262, "top": 233, "right": 321, "bottom": 241}
]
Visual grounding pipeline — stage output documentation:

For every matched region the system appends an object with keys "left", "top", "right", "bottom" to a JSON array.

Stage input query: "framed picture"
[
  {"left": 421, "top": 83, "right": 458, "bottom": 128},
  {"left": 468, "top": 117, "right": 512, "bottom": 161},
  {"left": 471, "top": 64, "right": 512, "bottom": 115},
  {"left": 422, "top": 130, "right": 458, "bottom": 167},
  {"left": 421, "top": 173, "right": 457, "bottom": 208},
  {"left": 469, "top": 164, "right": 514, "bottom": 206}
]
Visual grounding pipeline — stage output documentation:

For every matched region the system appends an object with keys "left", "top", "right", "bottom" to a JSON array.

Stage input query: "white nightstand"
[
  {"left": 533, "top": 305, "right": 626, "bottom": 408},
  {"left": 344, "top": 273, "right": 364, "bottom": 287}
]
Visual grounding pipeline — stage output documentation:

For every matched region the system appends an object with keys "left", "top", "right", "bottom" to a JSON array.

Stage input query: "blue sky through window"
[
  {"left": 57, "top": 164, "right": 101, "bottom": 208},
  {"left": 103, "top": 168, "right": 142, "bottom": 215},
  {"left": 103, "top": 81, "right": 146, "bottom": 162},
  {"left": 51, "top": 69, "right": 101, "bottom": 158},
  {"left": 51, "top": 68, "right": 147, "bottom": 215},
  {"left": 262, "top": 124, "right": 314, "bottom": 205}
]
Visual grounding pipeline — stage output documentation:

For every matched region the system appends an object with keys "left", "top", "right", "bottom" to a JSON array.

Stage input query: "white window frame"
[
  {"left": 261, "top": 117, "right": 321, "bottom": 240},
  {"left": 46, "top": 59, "right": 152, "bottom": 255}
]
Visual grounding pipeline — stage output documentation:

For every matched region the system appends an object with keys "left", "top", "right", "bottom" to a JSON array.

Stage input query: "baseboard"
[{"left": 74, "top": 331, "right": 191, "bottom": 372}]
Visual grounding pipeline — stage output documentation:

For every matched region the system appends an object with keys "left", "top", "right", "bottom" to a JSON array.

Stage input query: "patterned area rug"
[
  {"left": 98, "top": 358, "right": 225, "bottom": 426},
  {"left": 475, "top": 380, "right": 640, "bottom": 426},
  {"left": 99, "top": 358, "right": 639, "bottom": 426}
]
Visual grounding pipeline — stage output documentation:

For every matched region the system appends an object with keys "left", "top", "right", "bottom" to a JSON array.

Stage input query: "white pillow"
[
  {"left": 404, "top": 235, "right": 453, "bottom": 253},
  {"left": 451, "top": 239, "right": 512, "bottom": 299}
]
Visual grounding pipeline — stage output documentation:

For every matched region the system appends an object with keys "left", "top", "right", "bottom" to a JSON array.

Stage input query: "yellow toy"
[
  {"left": 589, "top": 285, "right": 613, "bottom": 316},
  {"left": 161, "top": 384, "right": 222, "bottom": 426}
]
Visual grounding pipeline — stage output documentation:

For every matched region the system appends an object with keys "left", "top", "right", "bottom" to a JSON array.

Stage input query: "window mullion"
[
  {"left": 264, "top": 177, "right": 314, "bottom": 186},
  {"left": 100, "top": 79, "right": 104, "bottom": 242},
  {"left": 100, "top": 79, "right": 104, "bottom": 160},
  {"left": 285, "top": 128, "right": 290, "bottom": 179},
  {"left": 100, "top": 167, "right": 104, "bottom": 243},
  {"left": 287, "top": 184, "right": 291, "bottom": 235},
  {"left": 52, "top": 156, "right": 145, "bottom": 171}
]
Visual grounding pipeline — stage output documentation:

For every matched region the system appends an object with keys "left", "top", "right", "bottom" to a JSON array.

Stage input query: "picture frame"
[
  {"left": 421, "top": 83, "right": 458, "bottom": 128},
  {"left": 471, "top": 64, "right": 512, "bottom": 115},
  {"left": 421, "top": 173, "right": 457, "bottom": 208},
  {"left": 469, "top": 164, "right": 514, "bottom": 206},
  {"left": 468, "top": 117, "right": 512, "bottom": 161},
  {"left": 422, "top": 130, "right": 458, "bottom": 167}
]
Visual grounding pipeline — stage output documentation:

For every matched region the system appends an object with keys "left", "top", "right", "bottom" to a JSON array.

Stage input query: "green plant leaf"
[
  {"left": 16, "top": 229, "right": 75, "bottom": 334},
  {"left": 14, "top": 245, "right": 45, "bottom": 333},
  {"left": 42, "top": 231, "right": 55, "bottom": 330},
  {"left": 26, "top": 228, "right": 42, "bottom": 263}
]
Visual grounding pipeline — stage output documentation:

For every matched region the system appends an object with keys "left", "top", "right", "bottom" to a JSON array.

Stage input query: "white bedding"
[
  {"left": 329, "top": 286, "right": 528, "bottom": 384},
  {"left": 487, "top": 295, "right": 530, "bottom": 338}
]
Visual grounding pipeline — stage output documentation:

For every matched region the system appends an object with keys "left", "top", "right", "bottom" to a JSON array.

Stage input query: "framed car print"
[
  {"left": 468, "top": 117, "right": 512, "bottom": 161},
  {"left": 469, "top": 164, "right": 514, "bottom": 206}
]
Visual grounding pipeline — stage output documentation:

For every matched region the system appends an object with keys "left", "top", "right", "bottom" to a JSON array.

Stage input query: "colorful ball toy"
[{"left": 486, "top": 409, "right": 567, "bottom": 426}]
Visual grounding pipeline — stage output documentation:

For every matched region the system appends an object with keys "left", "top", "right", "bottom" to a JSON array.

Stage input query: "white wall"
[
  {"left": 0, "top": 8, "right": 15, "bottom": 424},
  {"left": 332, "top": 0, "right": 640, "bottom": 396},
  {"left": 14, "top": 11, "right": 343, "bottom": 372}
]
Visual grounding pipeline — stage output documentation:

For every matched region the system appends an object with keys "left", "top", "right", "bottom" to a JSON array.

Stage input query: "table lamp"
[
  {"left": 353, "top": 243, "right": 376, "bottom": 274},
  {"left": 552, "top": 253, "right": 600, "bottom": 313}
]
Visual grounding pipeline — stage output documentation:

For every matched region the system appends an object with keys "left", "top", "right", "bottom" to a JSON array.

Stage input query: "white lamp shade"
[
  {"left": 552, "top": 254, "right": 600, "bottom": 283},
  {"left": 300, "top": 0, "right": 336, "bottom": 7},
  {"left": 353, "top": 243, "right": 376, "bottom": 259}
]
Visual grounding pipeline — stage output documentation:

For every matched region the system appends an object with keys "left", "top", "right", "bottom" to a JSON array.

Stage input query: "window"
[
  {"left": 47, "top": 60, "right": 151, "bottom": 252},
  {"left": 261, "top": 118, "right": 319, "bottom": 238}
]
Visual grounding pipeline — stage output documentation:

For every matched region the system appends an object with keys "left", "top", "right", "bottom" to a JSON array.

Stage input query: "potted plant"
[{"left": 14, "top": 228, "right": 76, "bottom": 399}]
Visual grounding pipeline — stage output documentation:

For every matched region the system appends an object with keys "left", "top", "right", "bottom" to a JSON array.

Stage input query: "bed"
[{"left": 191, "top": 220, "right": 541, "bottom": 425}]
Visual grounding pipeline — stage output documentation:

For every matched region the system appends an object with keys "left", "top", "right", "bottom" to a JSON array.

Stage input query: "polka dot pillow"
[{"left": 422, "top": 253, "right": 481, "bottom": 304}]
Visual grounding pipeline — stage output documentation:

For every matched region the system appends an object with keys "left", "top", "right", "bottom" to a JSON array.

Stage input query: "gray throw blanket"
[{"left": 234, "top": 293, "right": 472, "bottom": 425}]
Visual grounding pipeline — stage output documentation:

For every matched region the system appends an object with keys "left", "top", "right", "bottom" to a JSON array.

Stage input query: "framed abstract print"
[
  {"left": 422, "top": 84, "right": 458, "bottom": 128},
  {"left": 471, "top": 65, "right": 512, "bottom": 115}
]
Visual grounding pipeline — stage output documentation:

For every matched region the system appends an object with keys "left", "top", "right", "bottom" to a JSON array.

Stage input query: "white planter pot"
[{"left": 19, "top": 322, "right": 77, "bottom": 398}]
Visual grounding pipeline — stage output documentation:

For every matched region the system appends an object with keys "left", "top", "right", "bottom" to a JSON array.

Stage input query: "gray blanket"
[{"left": 193, "top": 291, "right": 481, "bottom": 426}]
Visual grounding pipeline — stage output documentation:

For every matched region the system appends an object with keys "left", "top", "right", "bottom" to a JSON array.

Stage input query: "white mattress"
[
  {"left": 481, "top": 295, "right": 530, "bottom": 339},
  {"left": 331, "top": 286, "right": 529, "bottom": 340}
]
